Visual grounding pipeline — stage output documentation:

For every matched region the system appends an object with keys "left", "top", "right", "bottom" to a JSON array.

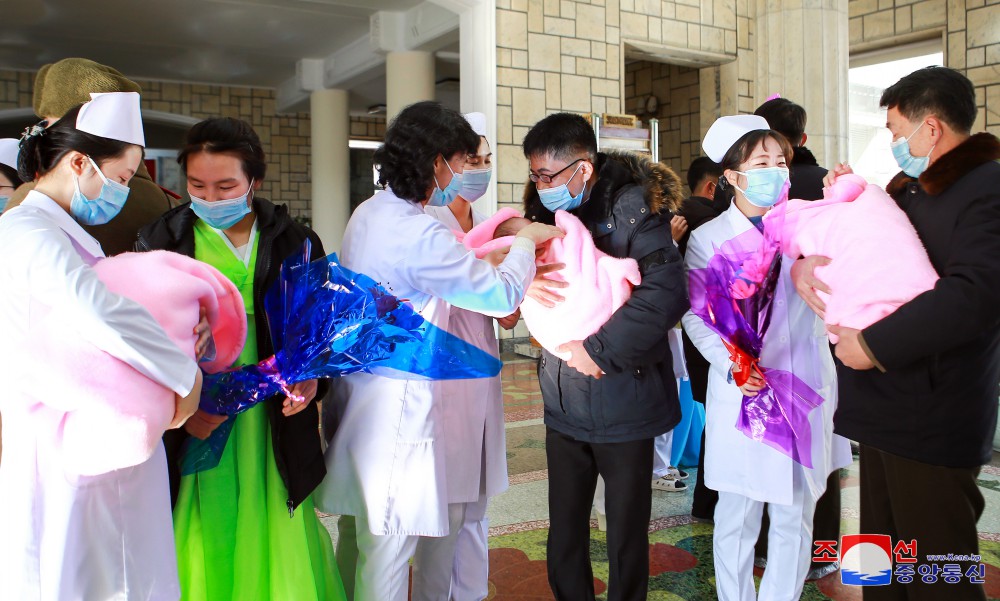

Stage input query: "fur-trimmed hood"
[
  {"left": 886, "top": 132, "right": 1000, "bottom": 198},
  {"left": 522, "top": 151, "right": 683, "bottom": 224}
]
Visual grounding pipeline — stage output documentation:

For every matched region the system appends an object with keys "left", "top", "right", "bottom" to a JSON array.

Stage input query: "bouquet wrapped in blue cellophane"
[{"left": 181, "top": 241, "right": 502, "bottom": 475}]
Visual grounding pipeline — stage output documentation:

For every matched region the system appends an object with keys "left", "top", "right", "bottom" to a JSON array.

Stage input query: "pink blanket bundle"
[
  {"left": 456, "top": 207, "right": 524, "bottom": 259},
  {"left": 24, "top": 251, "right": 246, "bottom": 475},
  {"left": 460, "top": 208, "right": 641, "bottom": 360},
  {"left": 764, "top": 174, "right": 939, "bottom": 342}
]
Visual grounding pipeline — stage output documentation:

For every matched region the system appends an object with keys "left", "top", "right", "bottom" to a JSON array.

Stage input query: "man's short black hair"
[
  {"left": 522, "top": 113, "right": 597, "bottom": 162},
  {"left": 880, "top": 66, "right": 976, "bottom": 134},
  {"left": 686, "top": 156, "right": 723, "bottom": 193},
  {"left": 754, "top": 98, "right": 807, "bottom": 147}
]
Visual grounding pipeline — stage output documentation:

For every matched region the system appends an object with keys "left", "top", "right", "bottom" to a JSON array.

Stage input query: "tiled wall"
[
  {"left": 0, "top": 69, "right": 391, "bottom": 219},
  {"left": 494, "top": 0, "right": 743, "bottom": 213},
  {"left": 0, "top": 70, "right": 313, "bottom": 213},
  {"left": 848, "top": 0, "right": 1000, "bottom": 135},
  {"left": 350, "top": 116, "right": 387, "bottom": 140},
  {"left": 624, "top": 61, "right": 701, "bottom": 179}
]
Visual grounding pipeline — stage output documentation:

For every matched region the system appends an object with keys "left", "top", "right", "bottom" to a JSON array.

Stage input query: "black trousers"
[
  {"left": 546, "top": 427, "right": 654, "bottom": 601},
  {"left": 859, "top": 444, "right": 985, "bottom": 601}
]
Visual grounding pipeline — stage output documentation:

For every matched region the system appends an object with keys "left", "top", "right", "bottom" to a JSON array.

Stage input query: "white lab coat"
[
  {"left": 680, "top": 203, "right": 851, "bottom": 505},
  {"left": 424, "top": 204, "right": 508, "bottom": 502},
  {"left": 0, "top": 191, "right": 198, "bottom": 601},
  {"left": 316, "top": 190, "right": 535, "bottom": 536}
]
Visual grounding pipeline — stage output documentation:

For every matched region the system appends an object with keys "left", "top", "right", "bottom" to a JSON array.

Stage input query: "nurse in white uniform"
[
  {"left": 421, "top": 112, "right": 516, "bottom": 601},
  {"left": 0, "top": 92, "right": 206, "bottom": 601},
  {"left": 680, "top": 115, "right": 851, "bottom": 601},
  {"left": 315, "top": 101, "right": 562, "bottom": 601}
]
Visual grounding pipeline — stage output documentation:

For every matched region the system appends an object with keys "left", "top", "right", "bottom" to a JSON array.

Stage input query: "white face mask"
[
  {"left": 458, "top": 166, "right": 492, "bottom": 202},
  {"left": 189, "top": 179, "right": 254, "bottom": 230}
]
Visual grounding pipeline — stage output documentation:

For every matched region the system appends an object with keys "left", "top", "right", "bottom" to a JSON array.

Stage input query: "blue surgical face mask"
[
  {"left": 428, "top": 158, "right": 464, "bottom": 207},
  {"left": 890, "top": 121, "right": 935, "bottom": 178},
  {"left": 190, "top": 179, "right": 254, "bottom": 230},
  {"left": 70, "top": 156, "right": 130, "bottom": 226},
  {"left": 0, "top": 196, "right": 9, "bottom": 214},
  {"left": 731, "top": 166, "right": 789, "bottom": 208},
  {"left": 459, "top": 166, "right": 492, "bottom": 202},
  {"left": 537, "top": 161, "right": 587, "bottom": 212}
]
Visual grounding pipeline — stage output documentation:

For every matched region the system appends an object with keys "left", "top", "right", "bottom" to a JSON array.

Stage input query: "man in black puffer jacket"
[{"left": 521, "top": 113, "right": 688, "bottom": 601}]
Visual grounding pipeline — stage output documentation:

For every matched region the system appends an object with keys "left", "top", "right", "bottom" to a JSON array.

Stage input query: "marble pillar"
[
  {"left": 386, "top": 51, "right": 436, "bottom": 122},
  {"left": 754, "top": 0, "right": 850, "bottom": 167},
  {"left": 310, "top": 88, "right": 350, "bottom": 253}
]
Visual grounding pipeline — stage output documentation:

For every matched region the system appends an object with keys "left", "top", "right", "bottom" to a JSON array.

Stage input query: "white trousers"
[
  {"left": 449, "top": 495, "right": 490, "bottom": 601},
  {"left": 652, "top": 430, "right": 674, "bottom": 479},
  {"left": 712, "top": 471, "right": 817, "bottom": 601},
  {"left": 336, "top": 512, "right": 418, "bottom": 601},
  {"left": 336, "top": 504, "right": 468, "bottom": 601},
  {"left": 412, "top": 503, "right": 467, "bottom": 601}
]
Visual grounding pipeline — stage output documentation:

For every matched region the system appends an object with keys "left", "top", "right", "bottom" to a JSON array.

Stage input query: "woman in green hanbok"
[{"left": 138, "top": 117, "right": 345, "bottom": 601}]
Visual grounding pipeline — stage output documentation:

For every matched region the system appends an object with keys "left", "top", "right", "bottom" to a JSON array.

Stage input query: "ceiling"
[{"left": 0, "top": 0, "right": 457, "bottom": 114}]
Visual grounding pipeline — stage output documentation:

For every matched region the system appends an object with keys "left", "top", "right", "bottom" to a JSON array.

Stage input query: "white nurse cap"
[
  {"left": 464, "top": 112, "right": 487, "bottom": 137},
  {"left": 76, "top": 92, "right": 145, "bottom": 147},
  {"left": 702, "top": 115, "right": 770, "bottom": 163},
  {"left": 0, "top": 138, "right": 19, "bottom": 170}
]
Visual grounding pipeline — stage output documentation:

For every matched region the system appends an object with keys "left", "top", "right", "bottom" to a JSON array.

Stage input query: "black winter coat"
[
  {"left": 677, "top": 194, "right": 730, "bottom": 257},
  {"left": 835, "top": 133, "right": 1000, "bottom": 467},
  {"left": 524, "top": 152, "right": 690, "bottom": 443},
  {"left": 137, "top": 197, "right": 329, "bottom": 512},
  {"left": 676, "top": 194, "right": 729, "bottom": 404},
  {"left": 788, "top": 146, "right": 827, "bottom": 202}
]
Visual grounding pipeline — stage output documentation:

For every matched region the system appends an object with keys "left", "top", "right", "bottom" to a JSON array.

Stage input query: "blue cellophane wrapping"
[
  {"left": 181, "top": 242, "right": 503, "bottom": 475},
  {"left": 686, "top": 183, "right": 825, "bottom": 468}
]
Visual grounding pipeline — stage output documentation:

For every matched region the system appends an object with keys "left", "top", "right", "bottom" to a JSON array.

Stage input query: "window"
[{"left": 848, "top": 41, "right": 943, "bottom": 187}]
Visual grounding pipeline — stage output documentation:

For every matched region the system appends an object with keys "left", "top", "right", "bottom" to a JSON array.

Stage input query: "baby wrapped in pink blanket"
[
  {"left": 458, "top": 207, "right": 641, "bottom": 359},
  {"left": 763, "top": 173, "right": 939, "bottom": 342},
  {"left": 23, "top": 251, "right": 246, "bottom": 475}
]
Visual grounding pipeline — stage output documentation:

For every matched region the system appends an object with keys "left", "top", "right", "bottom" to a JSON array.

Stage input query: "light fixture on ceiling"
[{"left": 367, "top": 104, "right": 386, "bottom": 115}]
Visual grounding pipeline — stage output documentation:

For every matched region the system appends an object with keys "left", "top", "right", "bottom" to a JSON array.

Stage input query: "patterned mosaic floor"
[{"left": 321, "top": 356, "right": 1000, "bottom": 599}]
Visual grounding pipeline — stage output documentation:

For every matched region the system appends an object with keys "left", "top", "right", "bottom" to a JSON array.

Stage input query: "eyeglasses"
[{"left": 529, "top": 158, "right": 585, "bottom": 184}]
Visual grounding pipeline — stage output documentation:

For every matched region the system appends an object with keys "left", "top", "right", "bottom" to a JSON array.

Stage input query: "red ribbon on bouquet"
[{"left": 721, "top": 338, "right": 763, "bottom": 388}]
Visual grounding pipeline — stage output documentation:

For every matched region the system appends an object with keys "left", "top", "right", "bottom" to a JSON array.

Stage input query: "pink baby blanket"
[
  {"left": 455, "top": 207, "right": 524, "bottom": 259},
  {"left": 460, "top": 208, "right": 641, "bottom": 360},
  {"left": 765, "top": 174, "right": 939, "bottom": 342},
  {"left": 24, "top": 251, "right": 246, "bottom": 475}
]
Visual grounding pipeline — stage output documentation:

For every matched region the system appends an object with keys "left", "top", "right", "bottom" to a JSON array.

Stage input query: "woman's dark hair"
[
  {"left": 716, "top": 130, "right": 793, "bottom": 197},
  {"left": 374, "top": 101, "right": 479, "bottom": 203},
  {"left": 17, "top": 104, "right": 135, "bottom": 182},
  {"left": 178, "top": 117, "right": 266, "bottom": 182},
  {"left": 0, "top": 164, "right": 24, "bottom": 187}
]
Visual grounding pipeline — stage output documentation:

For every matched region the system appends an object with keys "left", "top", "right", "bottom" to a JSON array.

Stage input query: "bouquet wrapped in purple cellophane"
[
  {"left": 686, "top": 184, "right": 824, "bottom": 467},
  {"left": 181, "top": 241, "right": 502, "bottom": 475}
]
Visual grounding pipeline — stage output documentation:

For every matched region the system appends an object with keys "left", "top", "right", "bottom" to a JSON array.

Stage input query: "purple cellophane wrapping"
[{"left": 686, "top": 183, "right": 824, "bottom": 467}]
